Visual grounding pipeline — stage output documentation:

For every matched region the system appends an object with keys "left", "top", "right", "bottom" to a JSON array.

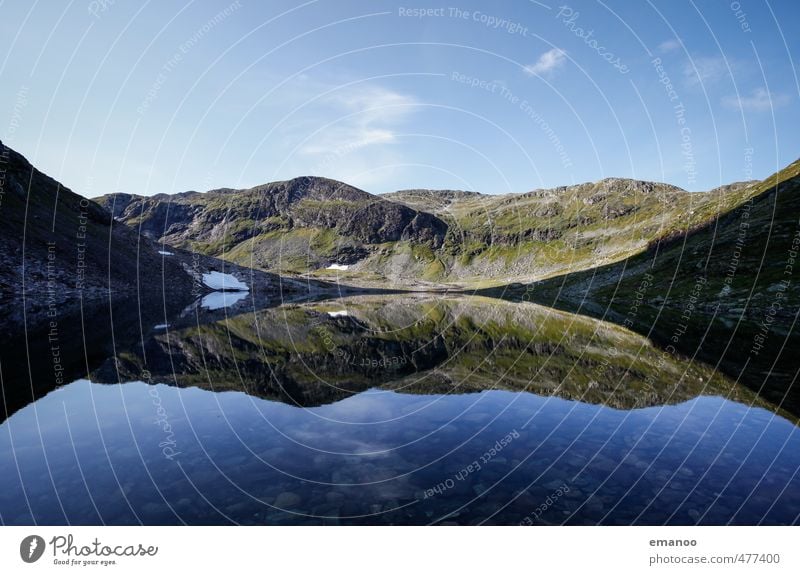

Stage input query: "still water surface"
[{"left": 1, "top": 296, "right": 798, "bottom": 525}]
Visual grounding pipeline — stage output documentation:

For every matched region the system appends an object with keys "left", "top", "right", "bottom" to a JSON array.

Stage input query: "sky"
[{"left": 1, "top": 0, "right": 798, "bottom": 197}]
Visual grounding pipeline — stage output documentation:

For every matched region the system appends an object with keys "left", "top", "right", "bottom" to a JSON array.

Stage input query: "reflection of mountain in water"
[
  {"left": 89, "top": 295, "right": 778, "bottom": 414},
  {"left": 0, "top": 289, "right": 324, "bottom": 423}
]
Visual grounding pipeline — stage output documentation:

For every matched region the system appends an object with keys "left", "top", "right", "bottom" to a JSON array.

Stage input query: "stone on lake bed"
[{"left": 274, "top": 491, "right": 302, "bottom": 508}]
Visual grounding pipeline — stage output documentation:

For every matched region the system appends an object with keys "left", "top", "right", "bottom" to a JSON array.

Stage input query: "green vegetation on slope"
[{"left": 490, "top": 159, "right": 800, "bottom": 414}]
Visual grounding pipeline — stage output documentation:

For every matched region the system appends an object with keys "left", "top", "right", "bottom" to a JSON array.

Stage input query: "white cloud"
[
  {"left": 658, "top": 39, "right": 681, "bottom": 53},
  {"left": 298, "top": 86, "right": 417, "bottom": 157},
  {"left": 525, "top": 48, "right": 567, "bottom": 76},
  {"left": 267, "top": 82, "right": 420, "bottom": 190},
  {"left": 334, "top": 87, "right": 416, "bottom": 119},
  {"left": 723, "top": 88, "right": 790, "bottom": 112},
  {"left": 682, "top": 56, "right": 730, "bottom": 87}
]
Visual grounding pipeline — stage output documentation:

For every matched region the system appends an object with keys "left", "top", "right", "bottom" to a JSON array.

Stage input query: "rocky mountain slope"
[
  {"left": 100, "top": 176, "right": 448, "bottom": 277},
  {"left": 98, "top": 174, "right": 767, "bottom": 287},
  {"left": 0, "top": 141, "right": 203, "bottom": 324},
  {"left": 0, "top": 143, "right": 346, "bottom": 329}
]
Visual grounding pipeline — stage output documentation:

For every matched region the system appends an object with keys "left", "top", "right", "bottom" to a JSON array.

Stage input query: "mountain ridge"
[{"left": 97, "top": 171, "right": 777, "bottom": 286}]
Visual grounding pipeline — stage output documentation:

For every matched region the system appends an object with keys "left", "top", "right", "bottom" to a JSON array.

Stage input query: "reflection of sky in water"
[
  {"left": 200, "top": 290, "right": 249, "bottom": 310},
  {"left": 1, "top": 379, "right": 798, "bottom": 525}
]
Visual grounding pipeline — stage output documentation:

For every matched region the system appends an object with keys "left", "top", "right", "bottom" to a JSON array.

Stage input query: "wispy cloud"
[
  {"left": 658, "top": 39, "right": 681, "bottom": 54},
  {"left": 272, "top": 82, "right": 420, "bottom": 189},
  {"left": 681, "top": 55, "right": 751, "bottom": 89},
  {"left": 682, "top": 56, "right": 732, "bottom": 87},
  {"left": 723, "top": 88, "right": 790, "bottom": 112},
  {"left": 525, "top": 48, "right": 567, "bottom": 76},
  {"left": 298, "top": 86, "right": 417, "bottom": 156}
]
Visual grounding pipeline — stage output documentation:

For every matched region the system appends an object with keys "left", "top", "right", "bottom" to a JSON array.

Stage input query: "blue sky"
[{"left": 1, "top": 0, "right": 798, "bottom": 196}]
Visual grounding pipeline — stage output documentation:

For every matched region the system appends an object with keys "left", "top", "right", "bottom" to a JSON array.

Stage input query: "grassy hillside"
[{"left": 486, "top": 159, "right": 800, "bottom": 414}]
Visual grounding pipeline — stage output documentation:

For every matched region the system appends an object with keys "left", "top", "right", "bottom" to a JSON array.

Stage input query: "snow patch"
[
  {"left": 200, "top": 290, "right": 248, "bottom": 310},
  {"left": 154, "top": 324, "right": 169, "bottom": 330},
  {"left": 326, "top": 263, "right": 349, "bottom": 271},
  {"left": 158, "top": 250, "right": 174, "bottom": 256},
  {"left": 327, "top": 310, "right": 348, "bottom": 317},
  {"left": 202, "top": 271, "right": 248, "bottom": 291}
]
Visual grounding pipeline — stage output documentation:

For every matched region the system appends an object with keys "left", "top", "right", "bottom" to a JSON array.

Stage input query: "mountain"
[
  {"left": 484, "top": 160, "right": 800, "bottom": 414},
  {"left": 99, "top": 176, "right": 448, "bottom": 278},
  {"left": 97, "top": 175, "right": 770, "bottom": 287}
]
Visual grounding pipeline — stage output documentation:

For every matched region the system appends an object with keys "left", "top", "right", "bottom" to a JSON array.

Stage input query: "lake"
[{"left": 1, "top": 295, "right": 798, "bottom": 525}]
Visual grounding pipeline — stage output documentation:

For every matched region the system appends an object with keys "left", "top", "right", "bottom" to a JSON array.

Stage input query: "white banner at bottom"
[{"left": 1, "top": 526, "right": 797, "bottom": 574}]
